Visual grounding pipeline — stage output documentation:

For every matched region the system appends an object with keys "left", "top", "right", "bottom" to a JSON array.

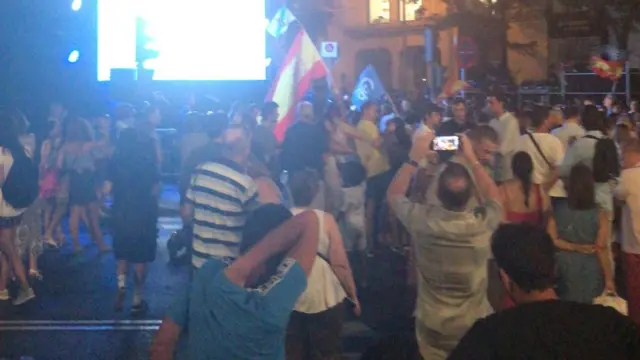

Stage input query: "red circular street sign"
[{"left": 457, "top": 36, "right": 478, "bottom": 70}]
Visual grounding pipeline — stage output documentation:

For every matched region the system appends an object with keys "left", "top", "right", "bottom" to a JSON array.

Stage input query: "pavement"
[{"left": 0, "top": 185, "right": 416, "bottom": 360}]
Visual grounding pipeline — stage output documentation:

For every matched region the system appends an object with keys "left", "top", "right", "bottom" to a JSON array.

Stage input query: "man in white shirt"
[
  {"left": 414, "top": 104, "right": 442, "bottom": 140},
  {"left": 487, "top": 92, "right": 520, "bottom": 183},
  {"left": 413, "top": 104, "right": 443, "bottom": 170},
  {"left": 552, "top": 105, "right": 585, "bottom": 149},
  {"left": 614, "top": 138, "right": 640, "bottom": 326},
  {"left": 559, "top": 105, "right": 612, "bottom": 215},
  {"left": 516, "top": 106, "right": 565, "bottom": 202}
]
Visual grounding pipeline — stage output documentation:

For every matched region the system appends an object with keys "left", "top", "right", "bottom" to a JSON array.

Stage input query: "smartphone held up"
[{"left": 432, "top": 136, "right": 460, "bottom": 152}]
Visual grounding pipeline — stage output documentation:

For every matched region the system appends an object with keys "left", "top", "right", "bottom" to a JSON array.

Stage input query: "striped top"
[{"left": 186, "top": 158, "right": 259, "bottom": 268}]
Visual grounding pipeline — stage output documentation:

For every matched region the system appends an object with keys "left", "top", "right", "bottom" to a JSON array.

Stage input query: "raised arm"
[
  {"left": 458, "top": 134, "right": 501, "bottom": 204},
  {"left": 225, "top": 210, "right": 320, "bottom": 286},
  {"left": 387, "top": 132, "right": 434, "bottom": 201}
]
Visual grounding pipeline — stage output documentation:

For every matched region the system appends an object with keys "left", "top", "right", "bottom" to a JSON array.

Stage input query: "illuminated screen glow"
[{"left": 97, "top": 0, "right": 266, "bottom": 81}]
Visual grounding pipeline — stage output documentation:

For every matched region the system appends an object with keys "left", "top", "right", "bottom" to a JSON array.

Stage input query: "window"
[
  {"left": 402, "top": 0, "right": 423, "bottom": 22},
  {"left": 369, "top": 0, "right": 391, "bottom": 24}
]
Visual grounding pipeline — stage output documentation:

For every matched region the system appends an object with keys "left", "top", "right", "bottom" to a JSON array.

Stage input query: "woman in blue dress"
[{"left": 547, "top": 164, "right": 614, "bottom": 303}]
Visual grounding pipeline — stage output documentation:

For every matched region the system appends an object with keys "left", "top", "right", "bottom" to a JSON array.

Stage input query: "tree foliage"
[{"left": 435, "top": 0, "right": 543, "bottom": 60}]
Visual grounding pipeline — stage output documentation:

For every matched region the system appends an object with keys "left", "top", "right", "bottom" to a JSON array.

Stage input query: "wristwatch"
[{"left": 405, "top": 159, "right": 420, "bottom": 168}]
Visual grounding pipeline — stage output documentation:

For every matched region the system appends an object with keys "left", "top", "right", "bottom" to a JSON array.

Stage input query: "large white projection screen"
[{"left": 97, "top": 0, "right": 266, "bottom": 81}]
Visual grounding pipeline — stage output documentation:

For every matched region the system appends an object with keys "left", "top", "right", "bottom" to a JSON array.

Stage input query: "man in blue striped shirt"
[{"left": 182, "top": 126, "right": 260, "bottom": 269}]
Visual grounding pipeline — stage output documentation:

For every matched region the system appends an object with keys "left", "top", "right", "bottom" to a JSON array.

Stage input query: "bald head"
[{"left": 437, "top": 162, "right": 473, "bottom": 211}]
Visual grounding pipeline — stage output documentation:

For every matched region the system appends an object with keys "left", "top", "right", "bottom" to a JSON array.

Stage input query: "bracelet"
[{"left": 405, "top": 159, "right": 420, "bottom": 168}]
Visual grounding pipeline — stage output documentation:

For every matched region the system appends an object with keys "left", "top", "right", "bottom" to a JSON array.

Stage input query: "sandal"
[
  {"left": 44, "top": 237, "right": 59, "bottom": 248},
  {"left": 29, "top": 269, "right": 43, "bottom": 281}
]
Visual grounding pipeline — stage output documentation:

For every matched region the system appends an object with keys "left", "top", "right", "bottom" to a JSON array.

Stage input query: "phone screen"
[{"left": 432, "top": 136, "right": 460, "bottom": 151}]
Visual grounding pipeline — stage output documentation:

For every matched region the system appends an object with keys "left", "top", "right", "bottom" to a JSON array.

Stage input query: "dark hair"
[
  {"left": 492, "top": 224, "right": 556, "bottom": 293},
  {"left": 566, "top": 164, "right": 595, "bottom": 210},
  {"left": 0, "top": 109, "right": 22, "bottom": 153},
  {"left": 340, "top": 161, "right": 367, "bottom": 188},
  {"left": 452, "top": 98, "right": 466, "bottom": 107},
  {"left": 184, "top": 111, "right": 206, "bottom": 133},
  {"left": 240, "top": 204, "right": 293, "bottom": 284},
  {"left": 530, "top": 106, "right": 550, "bottom": 129},
  {"left": 391, "top": 117, "right": 412, "bottom": 150},
  {"left": 437, "top": 162, "right": 472, "bottom": 210},
  {"left": 421, "top": 104, "right": 443, "bottom": 121},
  {"left": 240, "top": 204, "right": 292, "bottom": 254},
  {"left": 261, "top": 101, "right": 279, "bottom": 119},
  {"left": 489, "top": 91, "right": 507, "bottom": 104},
  {"left": 581, "top": 105, "right": 604, "bottom": 132},
  {"left": 289, "top": 170, "right": 320, "bottom": 207},
  {"left": 512, "top": 152, "right": 534, "bottom": 208},
  {"left": 204, "top": 113, "right": 228, "bottom": 139},
  {"left": 565, "top": 104, "right": 580, "bottom": 119},
  {"left": 467, "top": 125, "right": 499, "bottom": 144}
]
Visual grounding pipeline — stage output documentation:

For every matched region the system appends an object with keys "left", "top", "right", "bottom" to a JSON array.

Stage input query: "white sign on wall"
[{"left": 321, "top": 41, "right": 339, "bottom": 58}]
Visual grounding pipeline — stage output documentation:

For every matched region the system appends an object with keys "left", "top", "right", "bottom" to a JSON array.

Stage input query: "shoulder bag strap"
[{"left": 526, "top": 132, "right": 554, "bottom": 169}]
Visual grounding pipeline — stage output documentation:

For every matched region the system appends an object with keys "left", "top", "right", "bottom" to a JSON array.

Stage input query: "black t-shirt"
[
  {"left": 280, "top": 122, "right": 328, "bottom": 174},
  {"left": 448, "top": 300, "right": 640, "bottom": 360}
]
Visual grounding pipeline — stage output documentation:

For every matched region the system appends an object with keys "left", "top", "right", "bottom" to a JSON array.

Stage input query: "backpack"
[
  {"left": 2, "top": 147, "right": 39, "bottom": 209},
  {"left": 585, "top": 135, "right": 620, "bottom": 183}
]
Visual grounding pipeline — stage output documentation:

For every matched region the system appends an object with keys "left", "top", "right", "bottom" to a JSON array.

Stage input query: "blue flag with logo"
[{"left": 351, "top": 65, "right": 386, "bottom": 111}]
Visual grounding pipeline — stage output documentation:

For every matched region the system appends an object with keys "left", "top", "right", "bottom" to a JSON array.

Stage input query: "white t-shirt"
[
  {"left": 0, "top": 137, "right": 34, "bottom": 218},
  {"left": 615, "top": 166, "right": 640, "bottom": 254},
  {"left": 515, "top": 132, "right": 566, "bottom": 198},
  {"left": 489, "top": 112, "right": 520, "bottom": 182},
  {"left": 552, "top": 122, "right": 585, "bottom": 150}
]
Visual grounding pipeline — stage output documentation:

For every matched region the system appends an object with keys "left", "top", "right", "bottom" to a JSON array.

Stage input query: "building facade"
[{"left": 325, "top": 0, "right": 456, "bottom": 96}]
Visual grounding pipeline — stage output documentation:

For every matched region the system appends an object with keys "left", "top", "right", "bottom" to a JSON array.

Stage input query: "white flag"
[{"left": 266, "top": 6, "right": 296, "bottom": 38}]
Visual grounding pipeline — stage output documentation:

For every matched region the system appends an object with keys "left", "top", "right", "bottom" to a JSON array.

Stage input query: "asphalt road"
[{"left": 0, "top": 186, "right": 415, "bottom": 360}]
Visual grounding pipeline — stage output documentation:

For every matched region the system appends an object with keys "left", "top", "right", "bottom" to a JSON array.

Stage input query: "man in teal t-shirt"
[{"left": 150, "top": 205, "right": 320, "bottom": 360}]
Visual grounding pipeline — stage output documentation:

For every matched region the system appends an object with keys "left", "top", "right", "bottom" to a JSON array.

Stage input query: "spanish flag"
[
  {"left": 591, "top": 56, "right": 624, "bottom": 81},
  {"left": 266, "top": 30, "right": 329, "bottom": 141},
  {"left": 437, "top": 79, "right": 470, "bottom": 100}
]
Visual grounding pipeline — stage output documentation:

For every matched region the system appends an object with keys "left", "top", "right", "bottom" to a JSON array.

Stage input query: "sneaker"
[
  {"left": 0, "top": 289, "right": 8, "bottom": 301},
  {"left": 13, "top": 288, "right": 35, "bottom": 306},
  {"left": 130, "top": 300, "right": 148, "bottom": 316}
]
